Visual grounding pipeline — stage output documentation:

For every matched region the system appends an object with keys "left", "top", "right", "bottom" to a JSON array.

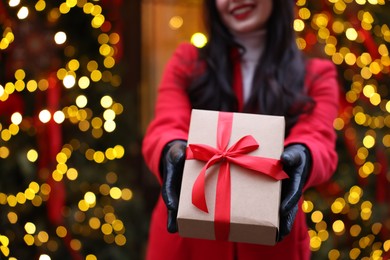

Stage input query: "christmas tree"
[
  {"left": 294, "top": 0, "right": 390, "bottom": 259},
  {"left": 0, "top": 1, "right": 148, "bottom": 259}
]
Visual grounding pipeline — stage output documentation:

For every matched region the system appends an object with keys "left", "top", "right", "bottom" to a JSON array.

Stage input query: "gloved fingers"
[
  {"left": 278, "top": 203, "right": 298, "bottom": 242},
  {"left": 167, "top": 209, "right": 178, "bottom": 233},
  {"left": 281, "top": 148, "right": 303, "bottom": 168},
  {"left": 168, "top": 142, "right": 187, "bottom": 165},
  {"left": 280, "top": 172, "right": 304, "bottom": 215},
  {"left": 168, "top": 141, "right": 187, "bottom": 167},
  {"left": 161, "top": 140, "right": 187, "bottom": 233},
  {"left": 280, "top": 144, "right": 309, "bottom": 216},
  {"left": 161, "top": 168, "right": 178, "bottom": 211},
  {"left": 162, "top": 161, "right": 182, "bottom": 209},
  {"left": 278, "top": 144, "right": 311, "bottom": 241},
  {"left": 162, "top": 184, "right": 179, "bottom": 211},
  {"left": 161, "top": 141, "right": 186, "bottom": 209}
]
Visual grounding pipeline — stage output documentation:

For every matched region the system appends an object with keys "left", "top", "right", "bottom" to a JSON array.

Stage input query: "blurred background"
[{"left": 0, "top": 0, "right": 389, "bottom": 259}]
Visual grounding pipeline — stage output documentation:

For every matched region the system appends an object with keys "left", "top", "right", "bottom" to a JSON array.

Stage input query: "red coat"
[{"left": 142, "top": 43, "right": 339, "bottom": 260}]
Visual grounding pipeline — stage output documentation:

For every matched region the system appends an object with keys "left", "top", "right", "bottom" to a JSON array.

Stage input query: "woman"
[{"left": 142, "top": 0, "right": 339, "bottom": 259}]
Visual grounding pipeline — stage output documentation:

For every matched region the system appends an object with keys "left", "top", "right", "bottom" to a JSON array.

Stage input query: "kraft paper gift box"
[{"left": 177, "top": 109, "right": 288, "bottom": 246}]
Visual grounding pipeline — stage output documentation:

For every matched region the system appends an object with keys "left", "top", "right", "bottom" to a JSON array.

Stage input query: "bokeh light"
[
  {"left": 54, "top": 31, "right": 67, "bottom": 44},
  {"left": 17, "top": 7, "right": 29, "bottom": 19},
  {"left": 169, "top": 16, "right": 183, "bottom": 30},
  {"left": 191, "top": 32, "right": 207, "bottom": 48}
]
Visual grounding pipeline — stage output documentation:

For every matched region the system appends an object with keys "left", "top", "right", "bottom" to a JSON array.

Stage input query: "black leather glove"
[
  {"left": 160, "top": 140, "right": 187, "bottom": 233},
  {"left": 278, "top": 144, "right": 311, "bottom": 242}
]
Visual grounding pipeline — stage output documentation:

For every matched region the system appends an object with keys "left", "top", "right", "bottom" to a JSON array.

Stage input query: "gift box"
[{"left": 177, "top": 109, "right": 288, "bottom": 245}]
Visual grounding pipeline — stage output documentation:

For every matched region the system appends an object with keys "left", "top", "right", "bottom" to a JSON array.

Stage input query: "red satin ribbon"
[{"left": 186, "top": 112, "right": 288, "bottom": 240}]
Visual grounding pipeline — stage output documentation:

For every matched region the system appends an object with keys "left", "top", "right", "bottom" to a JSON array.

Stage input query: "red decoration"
[
  {"left": 101, "top": 0, "right": 124, "bottom": 61},
  {"left": 0, "top": 93, "right": 24, "bottom": 119},
  {"left": 34, "top": 74, "right": 82, "bottom": 260},
  {"left": 45, "top": 74, "right": 64, "bottom": 225}
]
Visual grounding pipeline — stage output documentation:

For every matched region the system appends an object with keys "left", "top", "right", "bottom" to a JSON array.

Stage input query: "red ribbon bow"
[{"left": 186, "top": 112, "right": 288, "bottom": 240}]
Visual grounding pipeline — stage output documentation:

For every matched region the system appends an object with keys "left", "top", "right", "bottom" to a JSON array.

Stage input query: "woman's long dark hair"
[{"left": 187, "top": 0, "right": 314, "bottom": 133}]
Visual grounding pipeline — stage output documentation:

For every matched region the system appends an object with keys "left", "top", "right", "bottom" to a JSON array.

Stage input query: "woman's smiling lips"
[{"left": 230, "top": 4, "right": 255, "bottom": 20}]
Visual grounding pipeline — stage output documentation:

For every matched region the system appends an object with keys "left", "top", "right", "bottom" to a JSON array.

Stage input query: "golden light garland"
[
  {"left": 0, "top": 1, "right": 129, "bottom": 259},
  {"left": 293, "top": 0, "right": 390, "bottom": 259}
]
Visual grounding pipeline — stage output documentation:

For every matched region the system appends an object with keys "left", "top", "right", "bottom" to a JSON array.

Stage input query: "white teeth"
[{"left": 232, "top": 6, "right": 252, "bottom": 15}]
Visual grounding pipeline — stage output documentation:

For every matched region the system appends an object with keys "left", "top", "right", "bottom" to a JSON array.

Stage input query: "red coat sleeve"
[
  {"left": 142, "top": 43, "right": 198, "bottom": 184},
  {"left": 285, "top": 58, "right": 340, "bottom": 189}
]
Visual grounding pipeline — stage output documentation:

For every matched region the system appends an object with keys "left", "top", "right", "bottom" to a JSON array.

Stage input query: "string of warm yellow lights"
[
  {"left": 0, "top": 1, "right": 131, "bottom": 259},
  {"left": 294, "top": 0, "right": 389, "bottom": 259},
  {"left": 172, "top": 0, "right": 389, "bottom": 258}
]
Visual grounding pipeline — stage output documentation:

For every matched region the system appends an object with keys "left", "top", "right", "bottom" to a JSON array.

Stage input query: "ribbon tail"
[
  {"left": 268, "top": 162, "right": 289, "bottom": 180},
  {"left": 214, "top": 161, "right": 231, "bottom": 241},
  {"left": 192, "top": 164, "right": 209, "bottom": 213},
  {"left": 186, "top": 146, "right": 194, "bottom": 159}
]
